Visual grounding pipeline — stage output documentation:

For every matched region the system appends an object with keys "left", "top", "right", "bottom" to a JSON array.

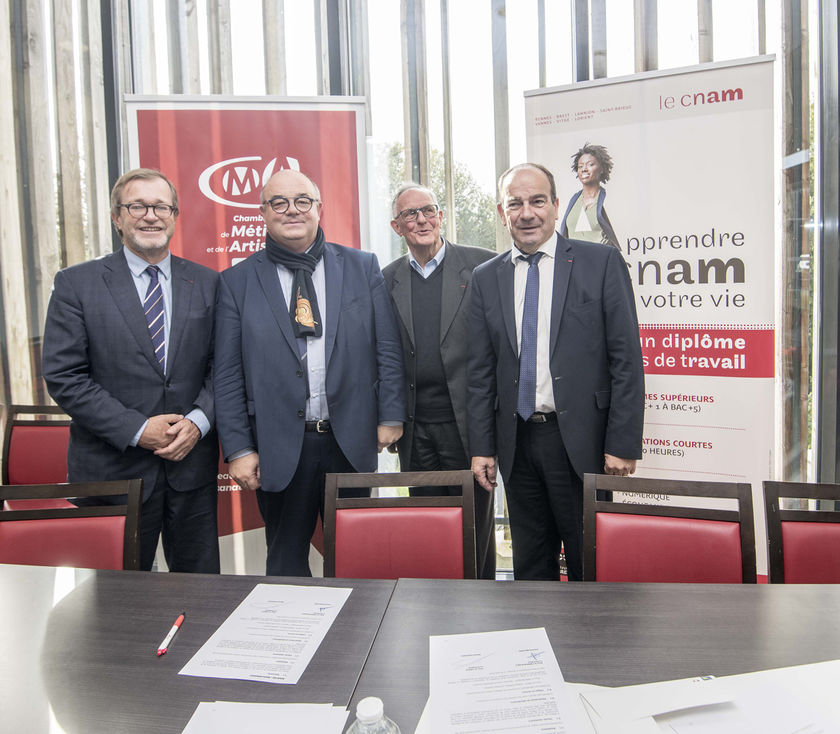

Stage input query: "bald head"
[{"left": 260, "top": 170, "right": 323, "bottom": 252}]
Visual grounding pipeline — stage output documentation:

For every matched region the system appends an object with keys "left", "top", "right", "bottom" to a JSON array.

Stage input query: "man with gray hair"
[
  {"left": 43, "top": 168, "right": 220, "bottom": 573},
  {"left": 383, "top": 183, "right": 496, "bottom": 579}
]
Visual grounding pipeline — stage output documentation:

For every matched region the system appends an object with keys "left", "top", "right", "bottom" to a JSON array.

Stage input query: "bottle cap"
[{"left": 356, "top": 696, "right": 385, "bottom": 723}]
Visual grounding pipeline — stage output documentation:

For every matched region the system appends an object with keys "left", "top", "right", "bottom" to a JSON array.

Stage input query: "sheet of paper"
[
  {"left": 572, "top": 659, "right": 840, "bottom": 734},
  {"left": 429, "top": 627, "right": 590, "bottom": 733},
  {"left": 179, "top": 583, "right": 352, "bottom": 684},
  {"left": 182, "top": 701, "right": 349, "bottom": 733},
  {"left": 578, "top": 675, "right": 729, "bottom": 730}
]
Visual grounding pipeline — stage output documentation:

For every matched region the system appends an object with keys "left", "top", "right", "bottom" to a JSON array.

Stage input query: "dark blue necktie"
[
  {"left": 144, "top": 265, "right": 165, "bottom": 369},
  {"left": 517, "top": 252, "right": 543, "bottom": 420}
]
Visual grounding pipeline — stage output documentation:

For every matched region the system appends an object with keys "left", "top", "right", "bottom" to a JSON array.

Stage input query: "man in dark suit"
[
  {"left": 468, "top": 163, "right": 644, "bottom": 581},
  {"left": 214, "top": 169, "right": 405, "bottom": 576},
  {"left": 383, "top": 183, "right": 497, "bottom": 579},
  {"left": 42, "top": 168, "right": 220, "bottom": 573}
]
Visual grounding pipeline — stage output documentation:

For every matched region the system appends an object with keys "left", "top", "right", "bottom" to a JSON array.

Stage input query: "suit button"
[
  {"left": 513, "top": 378, "right": 518, "bottom": 385},
  {"left": 408, "top": 414, "right": 414, "bottom": 420},
  {"left": 409, "top": 350, "right": 415, "bottom": 357},
  {"left": 297, "top": 409, "right": 305, "bottom": 418},
  {"left": 296, "top": 370, "right": 303, "bottom": 377},
  {"left": 409, "top": 383, "right": 415, "bottom": 390}
]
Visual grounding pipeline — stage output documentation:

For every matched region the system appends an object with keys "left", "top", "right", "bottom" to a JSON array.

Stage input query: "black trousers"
[
  {"left": 506, "top": 417, "right": 583, "bottom": 581},
  {"left": 406, "top": 420, "right": 497, "bottom": 580},
  {"left": 256, "top": 430, "right": 359, "bottom": 577},
  {"left": 76, "top": 472, "right": 220, "bottom": 573},
  {"left": 140, "top": 474, "right": 220, "bottom": 573}
]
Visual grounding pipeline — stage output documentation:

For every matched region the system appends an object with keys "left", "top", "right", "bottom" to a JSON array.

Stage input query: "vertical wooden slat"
[
  {"left": 440, "top": 0, "right": 456, "bottom": 242},
  {"left": 206, "top": 0, "right": 232, "bottom": 94},
  {"left": 572, "top": 0, "right": 590, "bottom": 81},
  {"left": 0, "top": 0, "right": 34, "bottom": 402},
  {"left": 491, "top": 0, "right": 509, "bottom": 251},
  {"left": 54, "top": 2, "right": 87, "bottom": 267},
  {"left": 315, "top": 0, "right": 330, "bottom": 94},
  {"left": 130, "top": 1, "right": 157, "bottom": 93},
  {"left": 82, "top": 0, "right": 112, "bottom": 259},
  {"left": 634, "top": 0, "right": 657, "bottom": 72},
  {"left": 167, "top": 0, "right": 185, "bottom": 93},
  {"left": 348, "top": 0, "right": 370, "bottom": 129},
  {"left": 21, "top": 0, "right": 59, "bottom": 370},
  {"left": 263, "top": 0, "right": 287, "bottom": 95},
  {"left": 184, "top": 0, "right": 201, "bottom": 92},
  {"left": 112, "top": 2, "right": 133, "bottom": 172},
  {"left": 591, "top": 0, "right": 607, "bottom": 78},
  {"left": 698, "top": 0, "right": 713, "bottom": 63}
]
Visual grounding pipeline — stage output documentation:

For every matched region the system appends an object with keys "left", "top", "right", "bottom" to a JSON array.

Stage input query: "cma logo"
[{"left": 197, "top": 155, "right": 300, "bottom": 208}]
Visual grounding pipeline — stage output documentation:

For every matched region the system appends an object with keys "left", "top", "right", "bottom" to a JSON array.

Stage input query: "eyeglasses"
[
  {"left": 263, "top": 196, "right": 319, "bottom": 214},
  {"left": 118, "top": 203, "right": 178, "bottom": 219},
  {"left": 395, "top": 204, "right": 440, "bottom": 222}
]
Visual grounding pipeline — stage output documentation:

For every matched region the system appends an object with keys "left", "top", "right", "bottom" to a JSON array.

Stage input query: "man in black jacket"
[{"left": 383, "top": 183, "right": 496, "bottom": 579}]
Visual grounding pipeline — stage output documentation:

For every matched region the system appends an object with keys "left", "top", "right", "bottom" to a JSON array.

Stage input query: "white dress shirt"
[
  {"left": 275, "top": 253, "right": 329, "bottom": 422},
  {"left": 408, "top": 239, "right": 446, "bottom": 278},
  {"left": 512, "top": 233, "right": 557, "bottom": 414}
]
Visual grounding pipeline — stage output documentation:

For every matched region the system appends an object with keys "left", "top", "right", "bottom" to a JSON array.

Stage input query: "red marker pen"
[{"left": 156, "top": 612, "right": 185, "bottom": 656}]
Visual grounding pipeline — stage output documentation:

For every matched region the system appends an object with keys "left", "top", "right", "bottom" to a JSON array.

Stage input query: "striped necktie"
[
  {"left": 144, "top": 265, "right": 165, "bottom": 369},
  {"left": 517, "top": 251, "right": 543, "bottom": 420}
]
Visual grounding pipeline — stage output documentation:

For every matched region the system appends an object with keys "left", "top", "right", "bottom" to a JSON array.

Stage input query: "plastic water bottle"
[{"left": 346, "top": 696, "right": 401, "bottom": 733}]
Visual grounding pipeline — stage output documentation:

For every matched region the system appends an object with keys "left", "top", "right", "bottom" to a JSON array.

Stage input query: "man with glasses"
[
  {"left": 43, "top": 168, "right": 221, "bottom": 573},
  {"left": 215, "top": 169, "right": 405, "bottom": 576},
  {"left": 383, "top": 183, "right": 496, "bottom": 579},
  {"left": 468, "top": 163, "right": 644, "bottom": 581}
]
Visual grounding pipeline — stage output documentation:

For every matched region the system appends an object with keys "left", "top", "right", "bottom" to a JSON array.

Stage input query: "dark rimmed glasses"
[
  {"left": 263, "top": 195, "right": 320, "bottom": 214},
  {"left": 118, "top": 203, "right": 178, "bottom": 219},
  {"left": 395, "top": 204, "right": 440, "bottom": 222}
]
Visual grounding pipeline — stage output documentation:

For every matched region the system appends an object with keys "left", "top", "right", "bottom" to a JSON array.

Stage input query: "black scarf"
[{"left": 265, "top": 227, "right": 325, "bottom": 339}]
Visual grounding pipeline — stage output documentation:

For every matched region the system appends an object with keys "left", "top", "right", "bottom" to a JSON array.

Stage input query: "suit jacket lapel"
[
  {"left": 440, "top": 239, "right": 467, "bottom": 344},
  {"left": 255, "top": 252, "right": 302, "bottom": 362},
  {"left": 103, "top": 253, "right": 164, "bottom": 375},
  {"left": 166, "top": 257, "right": 193, "bottom": 375},
  {"left": 496, "top": 252, "right": 517, "bottom": 356},
  {"left": 550, "top": 234, "right": 573, "bottom": 357},
  {"left": 390, "top": 255, "right": 414, "bottom": 347},
  {"left": 324, "top": 244, "right": 343, "bottom": 367}
]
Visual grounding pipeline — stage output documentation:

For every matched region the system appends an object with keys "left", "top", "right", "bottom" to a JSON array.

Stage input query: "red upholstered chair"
[
  {"left": 582, "top": 474, "right": 756, "bottom": 583},
  {"left": 2, "top": 404, "right": 74, "bottom": 512},
  {"left": 2, "top": 404, "right": 71, "bottom": 485},
  {"left": 764, "top": 480, "right": 840, "bottom": 583},
  {"left": 323, "top": 471, "right": 476, "bottom": 579},
  {"left": 0, "top": 480, "right": 143, "bottom": 570}
]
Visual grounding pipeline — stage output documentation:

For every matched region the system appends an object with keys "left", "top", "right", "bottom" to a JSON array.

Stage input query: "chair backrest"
[
  {"left": 0, "top": 480, "right": 143, "bottom": 570},
  {"left": 323, "top": 470, "right": 476, "bottom": 579},
  {"left": 1, "top": 404, "right": 70, "bottom": 485},
  {"left": 764, "top": 480, "right": 840, "bottom": 583},
  {"left": 583, "top": 474, "right": 756, "bottom": 583}
]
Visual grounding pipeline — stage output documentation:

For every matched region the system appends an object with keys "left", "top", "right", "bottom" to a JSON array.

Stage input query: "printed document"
[
  {"left": 429, "top": 627, "right": 589, "bottom": 733},
  {"left": 180, "top": 583, "right": 351, "bottom": 684}
]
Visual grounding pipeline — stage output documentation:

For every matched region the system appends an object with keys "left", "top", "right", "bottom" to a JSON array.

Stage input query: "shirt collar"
[
  {"left": 124, "top": 246, "right": 172, "bottom": 280},
  {"left": 408, "top": 238, "right": 446, "bottom": 274},
  {"left": 511, "top": 232, "right": 557, "bottom": 263}
]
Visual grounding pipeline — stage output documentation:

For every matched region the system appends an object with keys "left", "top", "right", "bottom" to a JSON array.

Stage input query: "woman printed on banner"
[{"left": 560, "top": 143, "right": 620, "bottom": 250}]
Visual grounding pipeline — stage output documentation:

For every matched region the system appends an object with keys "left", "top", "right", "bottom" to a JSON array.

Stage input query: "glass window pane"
[
  {"left": 545, "top": 0, "right": 573, "bottom": 87},
  {"left": 658, "top": 0, "right": 699, "bottom": 70},
  {"left": 605, "top": 0, "right": 635, "bottom": 77},
  {"left": 713, "top": 0, "right": 759, "bottom": 61}
]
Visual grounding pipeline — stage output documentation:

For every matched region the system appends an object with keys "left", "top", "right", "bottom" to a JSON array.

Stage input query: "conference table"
[
  {"left": 3, "top": 564, "right": 840, "bottom": 733},
  {"left": 0, "top": 564, "right": 395, "bottom": 733},
  {"left": 351, "top": 578, "right": 840, "bottom": 731}
]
